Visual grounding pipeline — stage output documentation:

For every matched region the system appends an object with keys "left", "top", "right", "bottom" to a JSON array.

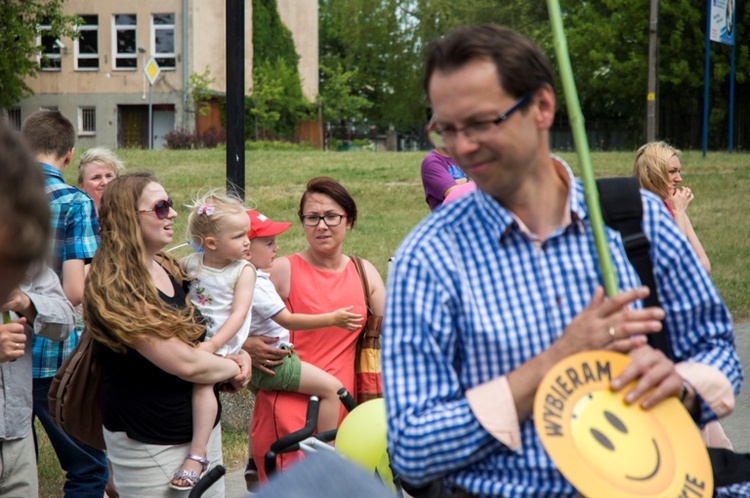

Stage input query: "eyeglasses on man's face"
[
  {"left": 300, "top": 213, "right": 347, "bottom": 227},
  {"left": 138, "top": 197, "right": 173, "bottom": 220},
  {"left": 427, "top": 93, "right": 532, "bottom": 148}
]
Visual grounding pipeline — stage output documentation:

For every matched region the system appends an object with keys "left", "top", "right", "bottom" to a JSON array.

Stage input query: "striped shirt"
[
  {"left": 383, "top": 160, "right": 741, "bottom": 497},
  {"left": 32, "top": 164, "right": 99, "bottom": 378}
]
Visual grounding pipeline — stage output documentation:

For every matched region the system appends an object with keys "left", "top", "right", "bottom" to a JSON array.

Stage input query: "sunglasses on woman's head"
[{"left": 137, "top": 197, "right": 173, "bottom": 220}]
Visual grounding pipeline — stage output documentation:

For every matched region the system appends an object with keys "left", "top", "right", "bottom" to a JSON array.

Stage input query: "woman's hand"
[
  {"left": 221, "top": 349, "right": 253, "bottom": 392},
  {"left": 242, "top": 335, "right": 290, "bottom": 375},
  {"left": 668, "top": 186, "right": 693, "bottom": 215}
]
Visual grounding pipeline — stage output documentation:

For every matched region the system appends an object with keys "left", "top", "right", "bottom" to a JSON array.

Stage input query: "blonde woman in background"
[
  {"left": 634, "top": 141, "right": 711, "bottom": 273},
  {"left": 78, "top": 147, "right": 125, "bottom": 214}
]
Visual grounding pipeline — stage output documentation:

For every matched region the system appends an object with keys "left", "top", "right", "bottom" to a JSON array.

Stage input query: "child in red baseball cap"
[{"left": 243, "top": 210, "right": 363, "bottom": 488}]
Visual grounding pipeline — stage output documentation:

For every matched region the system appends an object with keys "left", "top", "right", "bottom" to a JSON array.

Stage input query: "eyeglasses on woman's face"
[
  {"left": 427, "top": 93, "right": 532, "bottom": 148},
  {"left": 300, "top": 213, "right": 347, "bottom": 227},
  {"left": 137, "top": 197, "right": 173, "bottom": 220}
]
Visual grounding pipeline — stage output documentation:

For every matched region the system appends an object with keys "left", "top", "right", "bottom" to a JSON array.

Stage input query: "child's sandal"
[{"left": 169, "top": 453, "right": 211, "bottom": 491}]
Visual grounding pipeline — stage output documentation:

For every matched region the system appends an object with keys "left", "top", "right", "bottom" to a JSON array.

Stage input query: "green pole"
[
  {"left": 3, "top": 311, "right": 11, "bottom": 324},
  {"left": 546, "top": 0, "right": 619, "bottom": 297}
]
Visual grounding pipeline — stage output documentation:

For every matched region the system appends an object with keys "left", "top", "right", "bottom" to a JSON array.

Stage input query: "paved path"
[
  {"left": 718, "top": 320, "right": 750, "bottom": 451},
  {"left": 224, "top": 465, "right": 249, "bottom": 497},
  {"left": 222, "top": 322, "right": 750, "bottom": 496}
]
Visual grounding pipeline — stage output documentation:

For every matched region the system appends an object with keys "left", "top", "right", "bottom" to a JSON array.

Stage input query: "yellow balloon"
[
  {"left": 335, "top": 398, "right": 387, "bottom": 472},
  {"left": 375, "top": 449, "right": 395, "bottom": 491}
]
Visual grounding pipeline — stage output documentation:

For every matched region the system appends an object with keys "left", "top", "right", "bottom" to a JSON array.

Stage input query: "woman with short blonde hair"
[{"left": 77, "top": 147, "right": 125, "bottom": 213}]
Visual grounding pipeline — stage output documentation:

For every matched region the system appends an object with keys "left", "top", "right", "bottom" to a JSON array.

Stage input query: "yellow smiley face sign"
[{"left": 534, "top": 351, "right": 713, "bottom": 498}]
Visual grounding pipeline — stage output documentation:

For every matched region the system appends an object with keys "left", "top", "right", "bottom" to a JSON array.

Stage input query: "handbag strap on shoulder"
[{"left": 352, "top": 255, "right": 372, "bottom": 315}]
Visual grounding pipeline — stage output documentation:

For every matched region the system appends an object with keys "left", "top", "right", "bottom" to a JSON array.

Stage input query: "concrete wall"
[
  {"left": 189, "top": 0, "right": 254, "bottom": 95},
  {"left": 277, "top": 0, "right": 319, "bottom": 100}
]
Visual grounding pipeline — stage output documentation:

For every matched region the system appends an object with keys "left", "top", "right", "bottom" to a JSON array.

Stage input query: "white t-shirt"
[
  {"left": 184, "top": 253, "right": 254, "bottom": 356},
  {"left": 248, "top": 269, "right": 292, "bottom": 349}
]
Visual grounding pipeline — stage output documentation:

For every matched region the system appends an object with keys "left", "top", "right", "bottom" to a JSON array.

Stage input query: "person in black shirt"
[{"left": 85, "top": 172, "right": 251, "bottom": 497}]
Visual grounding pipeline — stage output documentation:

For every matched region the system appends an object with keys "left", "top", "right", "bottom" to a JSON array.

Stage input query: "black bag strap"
[
  {"left": 598, "top": 177, "right": 750, "bottom": 488},
  {"left": 596, "top": 177, "right": 670, "bottom": 356}
]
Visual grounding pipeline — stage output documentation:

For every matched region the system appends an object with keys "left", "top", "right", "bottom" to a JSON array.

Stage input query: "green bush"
[{"left": 243, "top": 140, "right": 316, "bottom": 151}]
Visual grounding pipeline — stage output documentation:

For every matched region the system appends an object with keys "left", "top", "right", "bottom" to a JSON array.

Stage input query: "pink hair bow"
[{"left": 197, "top": 204, "right": 215, "bottom": 216}]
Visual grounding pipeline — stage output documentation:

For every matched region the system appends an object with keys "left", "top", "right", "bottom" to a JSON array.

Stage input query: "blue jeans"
[{"left": 33, "top": 376, "right": 109, "bottom": 497}]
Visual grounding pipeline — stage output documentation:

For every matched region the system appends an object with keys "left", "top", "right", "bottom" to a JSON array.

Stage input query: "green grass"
[
  {"left": 36, "top": 421, "right": 65, "bottom": 498},
  {"left": 38, "top": 148, "right": 749, "bottom": 495},
  {"left": 64, "top": 147, "right": 750, "bottom": 317}
]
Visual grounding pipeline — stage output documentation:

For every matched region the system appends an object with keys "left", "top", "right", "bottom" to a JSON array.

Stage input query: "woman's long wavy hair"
[
  {"left": 83, "top": 172, "right": 204, "bottom": 353},
  {"left": 633, "top": 141, "right": 680, "bottom": 200}
]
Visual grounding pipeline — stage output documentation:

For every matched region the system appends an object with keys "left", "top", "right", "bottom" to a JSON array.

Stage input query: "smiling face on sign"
[
  {"left": 534, "top": 351, "right": 713, "bottom": 498},
  {"left": 571, "top": 389, "right": 676, "bottom": 494}
]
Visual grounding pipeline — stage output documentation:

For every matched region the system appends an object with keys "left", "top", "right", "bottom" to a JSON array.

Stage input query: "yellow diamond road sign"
[{"left": 145, "top": 57, "right": 160, "bottom": 85}]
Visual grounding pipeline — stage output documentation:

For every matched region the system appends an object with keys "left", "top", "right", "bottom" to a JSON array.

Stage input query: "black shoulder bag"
[{"left": 597, "top": 176, "right": 750, "bottom": 489}]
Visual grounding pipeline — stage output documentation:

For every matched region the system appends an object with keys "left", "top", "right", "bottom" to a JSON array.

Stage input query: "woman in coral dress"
[{"left": 244, "top": 177, "right": 386, "bottom": 481}]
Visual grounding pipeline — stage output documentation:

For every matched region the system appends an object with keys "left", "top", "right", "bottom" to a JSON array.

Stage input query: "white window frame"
[
  {"left": 78, "top": 106, "right": 96, "bottom": 136},
  {"left": 36, "top": 22, "right": 62, "bottom": 71},
  {"left": 151, "top": 13, "right": 175, "bottom": 70},
  {"left": 74, "top": 15, "right": 99, "bottom": 71},
  {"left": 112, "top": 14, "right": 137, "bottom": 71}
]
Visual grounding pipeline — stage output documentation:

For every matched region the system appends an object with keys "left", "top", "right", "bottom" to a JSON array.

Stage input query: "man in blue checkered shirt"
[
  {"left": 383, "top": 25, "right": 742, "bottom": 497},
  {"left": 21, "top": 110, "right": 109, "bottom": 497}
]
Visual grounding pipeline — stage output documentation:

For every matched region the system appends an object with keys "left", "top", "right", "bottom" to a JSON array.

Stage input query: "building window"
[
  {"left": 151, "top": 14, "right": 175, "bottom": 70},
  {"left": 6, "top": 108, "right": 21, "bottom": 131},
  {"left": 37, "top": 21, "right": 62, "bottom": 71},
  {"left": 113, "top": 14, "right": 137, "bottom": 70},
  {"left": 75, "top": 15, "right": 99, "bottom": 70},
  {"left": 78, "top": 107, "right": 96, "bottom": 136}
]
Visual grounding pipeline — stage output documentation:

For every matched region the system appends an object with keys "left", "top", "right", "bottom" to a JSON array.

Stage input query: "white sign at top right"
[{"left": 710, "top": 0, "right": 736, "bottom": 45}]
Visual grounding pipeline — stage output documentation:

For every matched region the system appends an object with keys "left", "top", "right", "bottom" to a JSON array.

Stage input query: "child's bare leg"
[
  {"left": 297, "top": 362, "right": 344, "bottom": 433},
  {"left": 172, "top": 383, "right": 216, "bottom": 488}
]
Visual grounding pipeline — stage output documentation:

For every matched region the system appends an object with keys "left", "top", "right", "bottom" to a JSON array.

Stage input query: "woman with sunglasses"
[
  {"left": 243, "top": 177, "right": 386, "bottom": 482},
  {"left": 84, "top": 172, "right": 252, "bottom": 497}
]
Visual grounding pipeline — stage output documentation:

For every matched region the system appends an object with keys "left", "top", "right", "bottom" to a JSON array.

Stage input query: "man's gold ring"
[{"left": 608, "top": 327, "right": 616, "bottom": 339}]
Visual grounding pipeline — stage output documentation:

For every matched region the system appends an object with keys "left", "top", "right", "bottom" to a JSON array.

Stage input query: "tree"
[
  {"left": 318, "top": 61, "right": 372, "bottom": 124},
  {"left": 187, "top": 67, "right": 216, "bottom": 117},
  {"left": 319, "top": 0, "right": 548, "bottom": 133},
  {"left": 559, "top": 0, "right": 750, "bottom": 148},
  {"left": 249, "top": 0, "right": 310, "bottom": 140},
  {"left": 0, "top": 1, "right": 79, "bottom": 110},
  {"left": 320, "top": 0, "right": 750, "bottom": 148},
  {"left": 248, "top": 59, "right": 309, "bottom": 140}
]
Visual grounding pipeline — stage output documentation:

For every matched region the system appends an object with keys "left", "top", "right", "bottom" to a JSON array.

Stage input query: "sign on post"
[
  {"left": 144, "top": 57, "right": 160, "bottom": 149},
  {"left": 145, "top": 57, "right": 161, "bottom": 85},
  {"left": 710, "top": 0, "right": 736, "bottom": 46}
]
